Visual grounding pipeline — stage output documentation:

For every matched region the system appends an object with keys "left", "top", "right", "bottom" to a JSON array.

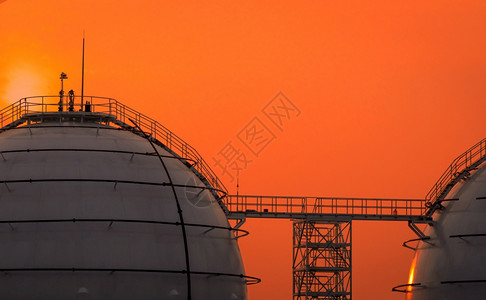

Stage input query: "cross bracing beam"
[{"left": 293, "top": 220, "right": 352, "bottom": 300}]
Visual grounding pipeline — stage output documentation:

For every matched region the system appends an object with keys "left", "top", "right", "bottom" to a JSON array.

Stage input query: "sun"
[{"left": 3, "top": 67, "right": 47, "bottom": 103}]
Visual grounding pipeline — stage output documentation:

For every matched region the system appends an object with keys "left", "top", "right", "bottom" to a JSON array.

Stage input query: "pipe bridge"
[{"left": 224, "top": 194, "right": 430, "bottom": 300}]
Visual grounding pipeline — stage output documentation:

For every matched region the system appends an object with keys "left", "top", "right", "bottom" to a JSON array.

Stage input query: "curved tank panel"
[
  {"left": 0, "top": 121, "right": 247, "bottom": 299},
  {"left": 407, "top": 163, "right": 486, "bottom": 299}
]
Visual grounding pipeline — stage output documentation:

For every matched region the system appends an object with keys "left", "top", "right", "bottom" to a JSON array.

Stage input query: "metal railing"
[
  {"left": 225, "top": 195, "right": 426, "bottom": 218},
  {"left": 0, "top": 96, "right": 228, "bottom": 201},
  {"left": 425, "top": 137, "right": 486, "bottom": 215},
  {"left": 0, "top": 95, "right": 118, "bottom": 127}
]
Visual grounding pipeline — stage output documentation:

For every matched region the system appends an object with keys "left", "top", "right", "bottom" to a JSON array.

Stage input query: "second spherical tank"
[{"left": 407, "top": 153, "right": 486, "bottom": 299}]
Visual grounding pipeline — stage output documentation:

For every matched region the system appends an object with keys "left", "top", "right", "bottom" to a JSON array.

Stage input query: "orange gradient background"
[{"left": 2, "top": 1, "right": 486, "bottom": 299}]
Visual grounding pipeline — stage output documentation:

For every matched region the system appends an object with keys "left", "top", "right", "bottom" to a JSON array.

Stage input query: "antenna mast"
[{"left": 80, "top": 33, "right": 85, "bottom": 111}]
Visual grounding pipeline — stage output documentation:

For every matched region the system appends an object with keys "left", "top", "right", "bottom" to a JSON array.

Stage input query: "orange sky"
[{"left": 2, "top": 1, "right": 486, "bottom": 299}]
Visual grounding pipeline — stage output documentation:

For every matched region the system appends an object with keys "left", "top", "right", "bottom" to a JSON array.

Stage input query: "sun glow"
[{"left": 3, "top": 67, "right": 46, "bottom": 103}]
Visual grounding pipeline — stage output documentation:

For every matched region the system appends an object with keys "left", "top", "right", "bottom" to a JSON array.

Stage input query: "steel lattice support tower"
[{"left": 293, "top": 220, "right": 352, "bottom": 300}]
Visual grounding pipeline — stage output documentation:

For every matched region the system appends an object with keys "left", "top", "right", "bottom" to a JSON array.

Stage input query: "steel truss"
[{"left": 293, "top": 220, "right": 352, "bottom": 300}]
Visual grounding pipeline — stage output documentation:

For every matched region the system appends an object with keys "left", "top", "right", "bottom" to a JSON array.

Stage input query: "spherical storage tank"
[
  {"left": 405, "top": 138, "right": 486, "bottom": 299},
  {"left": 0, "top": 96, "right": 251, "bottom": 299}
]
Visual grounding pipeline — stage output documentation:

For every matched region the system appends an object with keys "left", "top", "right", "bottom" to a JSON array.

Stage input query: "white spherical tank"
[
  {"left": 406, "top": 145, "right": 486, "bottom": 299},
  {"left": 0, "top": 97, "right": 250, "bottom": 299}
]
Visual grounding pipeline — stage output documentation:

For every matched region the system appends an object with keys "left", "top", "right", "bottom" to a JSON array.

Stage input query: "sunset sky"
[{"left": 2, "top": 1, "right": 486, "bottom": 299}]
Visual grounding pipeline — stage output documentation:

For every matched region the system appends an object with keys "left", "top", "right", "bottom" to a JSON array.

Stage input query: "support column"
[{"left": 293, "top": 220, "right": 352, "bottom": 299}]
